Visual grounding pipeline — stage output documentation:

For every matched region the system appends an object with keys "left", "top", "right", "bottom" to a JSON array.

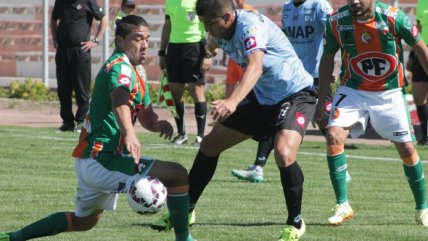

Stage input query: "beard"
[{"left": 350, "top": 6, "right": 369, "bottom": 18}]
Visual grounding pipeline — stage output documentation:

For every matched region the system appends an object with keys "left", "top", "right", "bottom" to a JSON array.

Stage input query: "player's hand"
[
  {"left": 159, "top": 56, "right": 166, "bottom": 70},
  {"left": 211, "top": 99, "right": 236, "bottom": 121},
  {"left": 315, "top": 100, "right": 326, "bottom": 124},
  {"left": 125, "top": 133, "right": 141, "bottom": 164},
  {"left": 81, "top": 41, "right": 97, "bottom": 52},
  {"left": 156, "top": 120, "right": 173, "bottom": 140},
  {"left": 201, "top": 57, "right": 212, "bottom": 72}
]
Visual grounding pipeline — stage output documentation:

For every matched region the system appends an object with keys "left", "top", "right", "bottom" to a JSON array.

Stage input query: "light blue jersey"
[
  {"left": 282, "top": 0, "right": 332, "bottom": 78},
  {"left": 215, "top": 10, "right": 313, "bottom": 105}
]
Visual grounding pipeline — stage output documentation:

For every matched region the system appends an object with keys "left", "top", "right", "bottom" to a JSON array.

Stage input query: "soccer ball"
[{"left": 126, "top": 175, "right": 167, "bottom": 214}]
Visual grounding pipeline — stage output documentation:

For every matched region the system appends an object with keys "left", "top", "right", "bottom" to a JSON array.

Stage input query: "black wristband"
[
  {"left": 204, "top": 52, "right": 213, "bottom": 58},
  {"left": 158, "top": 50, "right": 166, "bottom": 56}
]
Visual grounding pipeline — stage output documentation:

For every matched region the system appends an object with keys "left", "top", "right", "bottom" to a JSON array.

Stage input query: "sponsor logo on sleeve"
[
  {"left": 118, "top": 74, "right": 131, "bottom": 87},
  {"left": 411, "top": 24, "right": 419, "bottom": 38},
  {"left": 244, "top": 37, "right": 257, "bottom": 51},
  {"left": 118, "top": 65, "right": 132, "bottom": 87}
]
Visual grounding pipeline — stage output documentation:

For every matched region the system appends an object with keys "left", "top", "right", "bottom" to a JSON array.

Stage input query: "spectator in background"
[
  {"left": 158, "top": 0, "right": 212, "bottom": 145},
  {"left": 114, "top": 0, "right": 136, "bottom": 26},
  {"left": 51, "top": 0, "right": 108, "bottom": 133},
  {"left": 410, "top": 0, "right": 428, "bottom": 145}
]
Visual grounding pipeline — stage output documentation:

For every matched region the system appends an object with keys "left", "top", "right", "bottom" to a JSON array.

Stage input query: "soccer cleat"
[
  {"left": 0, "top": 233, "right": 10, "bottom": 241},
  {"left": 55, "top": 123, "right": 75, "bottom": 133},
  {"left": 192, "top": 136, "right": 203, "bottom": 145},
  {"left": 231, "top": 165, "right": 264, "bottom": 183},
  {"left": 186, "top": 234, "right": 197, "bottom": 241},
  {"left": 171, "top": 134, "right": 188, "bottom": 145},
  {"left": 278, "top": 219, "right": 306, "bottom": 241},
  {"left": 151, "top": 210, "right": 196, "bottom": 232},
  {"left": 415, "top": 209, "right": 428, "bottom": 226},
  {"left": 75, "top": 121, "right": 83, "bottom": 133},
  {"left": 328, "top": 203, "right": 353, "bottom": 225}
]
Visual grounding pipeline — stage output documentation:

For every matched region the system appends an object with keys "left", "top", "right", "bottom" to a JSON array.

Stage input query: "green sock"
[
  {"left": 327, "top": 152, "right": 348, "bottom": 204},
  {"left": 10, "top": 212, "right": 68, "bottom": 241},
  {"left": 403, "top": 161, "right": 428, "bottom": 210},
  {"left": 167, "top": 194, "right": 191, "bottom": 241}
]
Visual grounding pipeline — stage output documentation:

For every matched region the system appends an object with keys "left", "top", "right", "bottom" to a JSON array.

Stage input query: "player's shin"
[
  {"left": 167, "top": 189, "right": 192, "bottom": 241},
  {"left": 279, "top": 161, "right": 304, "bottom": 229},
  {"left": 402, "top": 152, "right": 428, "bottom": 210},
  {"left": 327, "top": 144, "right": 348, "bottom": 204},
  {"left": 9, "top": 212, "right": 72, "bottom": 241},
  {"left": 188, "top": 150, "right": 219, "bottom": 211}
]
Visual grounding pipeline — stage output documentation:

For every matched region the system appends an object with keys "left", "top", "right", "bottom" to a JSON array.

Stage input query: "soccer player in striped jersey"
[
  {"left": 316, "top": 0, "right": 428, "bottom": 226},
  {"left": 0, "top": 15, "right": 197, "bottom": 241}
]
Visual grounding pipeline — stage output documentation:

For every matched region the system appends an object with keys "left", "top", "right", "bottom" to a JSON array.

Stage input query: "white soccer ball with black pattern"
[{"left": 127, "top": 175, "right": 167, "bottom": 214}]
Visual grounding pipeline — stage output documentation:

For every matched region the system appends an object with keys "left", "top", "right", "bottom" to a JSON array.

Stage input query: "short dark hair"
[
  {"left": 195, "top": 0, "right": 235, "bottom": 18},
  {"left": 115, "top": 15, "right": 149, "bottom": 38}
]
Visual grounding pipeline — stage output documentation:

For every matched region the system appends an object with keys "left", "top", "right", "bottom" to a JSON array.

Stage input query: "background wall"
[{"left": 0, "top": 0, "right": 418, "bottom": 88}]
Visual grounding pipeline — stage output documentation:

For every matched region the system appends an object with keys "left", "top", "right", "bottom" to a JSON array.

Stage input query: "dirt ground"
[{"left": 0, "top": 98, "right": 391, "bottom": 145}]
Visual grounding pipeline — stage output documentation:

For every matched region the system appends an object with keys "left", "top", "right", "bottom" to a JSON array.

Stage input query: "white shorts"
[
  {"left": 74, "top": 156, "right": 155, "bottom": 217},
  {"left": 328, "top": 86, "right": 415, "bottom": 143}
]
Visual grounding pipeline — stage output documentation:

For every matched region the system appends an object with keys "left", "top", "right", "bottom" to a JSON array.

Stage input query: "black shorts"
[
  {"left": 411, "top": 50, "right": 428, "bottom": 83},
  {"left": 221, "top": 89, "right": 317, "bottom": 141},
  {"left": 166, "top": 41, "right": 205, "bottom": 84}
]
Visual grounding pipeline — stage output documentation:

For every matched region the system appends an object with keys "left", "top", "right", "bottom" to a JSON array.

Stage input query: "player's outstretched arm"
[
  {"left": 137, "top": 104, "right": 173, "bottom": 140},
  {"left": 111, "top": 87, "right": 141, "bottom": 163}
]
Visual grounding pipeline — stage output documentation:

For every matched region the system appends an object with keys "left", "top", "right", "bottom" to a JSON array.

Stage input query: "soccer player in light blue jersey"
[
  {"left": 151, "top": 0, "right": 316, "bottom": 240},
  {"left": 231, "top": 0, "right": 344, "bottom": 184}
]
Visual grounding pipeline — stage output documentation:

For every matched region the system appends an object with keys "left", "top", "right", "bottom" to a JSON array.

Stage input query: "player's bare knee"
[
  {"left": 72, "top": 212, "right": 102, "bottom": 231},
  {"left": 274, "top": 148, "right": 296, "bottom": 167},
  {"left": 162, "top": 162, "right": 189, "bottom": 187},
  {"left": 395, "top": 142, "right": 417, "bottom": 159},
  {"left": 325, "top": 129, "right": 344, "bottom": 145}
]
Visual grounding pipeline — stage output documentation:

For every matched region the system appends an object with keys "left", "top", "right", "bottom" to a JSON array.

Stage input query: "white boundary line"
[{"left": 3, "top": 132, "right": 426, "bottom": 163}]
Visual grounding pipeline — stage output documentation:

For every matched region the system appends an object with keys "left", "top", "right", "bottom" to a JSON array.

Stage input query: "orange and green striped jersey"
[
  {"left": 324, "top": 1, "right": 420, "bottom": 91},
  {"left": 72, "top": 51, "right": 151, "bottom": 160}
]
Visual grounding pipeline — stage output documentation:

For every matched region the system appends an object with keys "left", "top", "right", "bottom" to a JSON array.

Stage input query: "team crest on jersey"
[
  {"left": 403, "top": 16, "right": 412, "bottom": 29},
  {"left": 244, "top": 37, "right": 257, "bottom": 51},
  {"left": 361, "top": 32, "right": 371, "bottom": 44},
  {"left": 188, "top": 11, "right": 196, "bottom": 21},
  {"left": 295, "top": 112, "right": 306, "bottom": 128},
  {"left": 350, "top": 52, "right": 397, "bottom": 82}
]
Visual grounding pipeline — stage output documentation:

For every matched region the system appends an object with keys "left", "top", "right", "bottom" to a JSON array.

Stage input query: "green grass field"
[{"left": 0, "top": 126, "right": 428, "bottom": 241}]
